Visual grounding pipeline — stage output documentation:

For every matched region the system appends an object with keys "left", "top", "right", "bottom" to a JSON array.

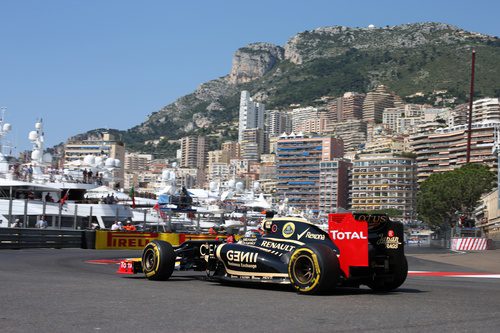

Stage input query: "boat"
[{"left": 0, "top": 117, "right": 133, "bottom": 229}]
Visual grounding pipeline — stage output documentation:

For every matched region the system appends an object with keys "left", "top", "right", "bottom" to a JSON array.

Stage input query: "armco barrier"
[
  {"left": 451, "top": 237, "right": 488, "bottom": 251},
  {"left": 0, "top": 228, "right": 85, "bottom": 249}
]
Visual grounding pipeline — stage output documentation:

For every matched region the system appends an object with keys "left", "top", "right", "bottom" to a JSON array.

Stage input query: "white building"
[{"left": 238, "top": 91, "right": 265, "bottom": 143}]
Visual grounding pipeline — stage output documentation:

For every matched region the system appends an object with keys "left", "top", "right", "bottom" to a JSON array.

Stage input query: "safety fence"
[
  {"left": 0, "top": 228, "right": 227, "bottom": 250},
  {"left": 0, "top": 228, "right": 87, "bottom": 249}
]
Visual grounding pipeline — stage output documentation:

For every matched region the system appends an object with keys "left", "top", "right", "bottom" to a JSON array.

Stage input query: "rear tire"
[
  {"left": 142, "top": 240, "right": 176, "bottom": 281},
  {"left": 288, "top": 244, "right": 340, "bottom": 294},
  {"left": 367, "top": 256, "right": 408, "bottom": 292}
]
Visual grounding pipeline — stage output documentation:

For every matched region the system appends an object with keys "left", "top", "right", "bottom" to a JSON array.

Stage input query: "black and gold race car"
[{"left": 118, "top": 213, "right": 408, "bottom": 294}]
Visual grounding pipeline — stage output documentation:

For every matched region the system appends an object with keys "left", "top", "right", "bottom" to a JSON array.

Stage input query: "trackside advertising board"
[
  {"left": 328, "top": 213, "right": 369, "bottom": 277},
  {"left": 94, "top": 231, "right": 229, "bottom": 249}
]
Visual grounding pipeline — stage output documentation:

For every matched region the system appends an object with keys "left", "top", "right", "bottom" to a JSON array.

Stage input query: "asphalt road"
[{"left": 1, "top": 247, "right": 500, "bottom": 333}]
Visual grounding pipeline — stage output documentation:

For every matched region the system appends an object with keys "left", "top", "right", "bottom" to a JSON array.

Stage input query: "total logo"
[
  {"left": 282, "top": 222, "right": 295, "bottom": 238},
  {"left": 330, "top": 230, "right": 367, "bottom": 240}
]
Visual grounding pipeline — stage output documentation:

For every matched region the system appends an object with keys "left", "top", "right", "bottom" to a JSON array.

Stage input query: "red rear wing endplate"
[{"left": 328, "top": 213, "right": 369, "bottom": 277}]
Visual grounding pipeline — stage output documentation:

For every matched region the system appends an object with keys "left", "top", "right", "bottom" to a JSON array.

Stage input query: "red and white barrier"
[{"left": 451, "top": 237, "right": 487, "bottom": 251}]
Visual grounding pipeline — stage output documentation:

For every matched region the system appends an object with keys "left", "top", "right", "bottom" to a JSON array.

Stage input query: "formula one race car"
[{"left": 118, "top": 213, "right": 408, "bottom": 294}]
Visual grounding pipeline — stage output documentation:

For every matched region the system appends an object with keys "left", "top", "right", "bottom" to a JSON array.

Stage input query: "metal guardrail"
[{"left": 0, "top": 228, "right": 91, "bottom": 249}]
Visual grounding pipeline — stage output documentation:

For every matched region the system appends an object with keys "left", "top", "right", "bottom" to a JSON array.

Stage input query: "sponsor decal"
[
  {"left": 264, "top": 221, "right": 272, "bottom": 229},
  {"left": 240, "top": 237, "right": 257, "bottom": 246},
  {"left": 297, "top": 228, "right": 309, "bottom": 240},
  {"left": 271, "top": 224, "right": 278, "bottom": 233},
  {"left": 353, "top": 214, "right": 388, "bottom": 229},
  {"left": 297, "top": 228, "right": 326, "bottom": 241},
  {"left": 377, "top": 235, "right": 401, "bottom": 249},
  {"left": 106, "top": 232, "right": 157, "bottom": 248},
  {"left": 199, "top": 243, "right": 218, "bottom": 259},
  {"left": 305, "top": 231, "right": 326, "bottom": 240},
  {"left": 388, "top": 230, "right": 395, "bottom": 238},
  {"left": 330, "top": 230, "right": 367, "bottom": 240},
  {"left": 261, "top": 240, "right": 296, "bottom": 252},
  {"left": 282, "top": 222, "right": 295, "bottom": 238},
  {"left": 226, "top": 250, "right": 259, "bottom": 269}
]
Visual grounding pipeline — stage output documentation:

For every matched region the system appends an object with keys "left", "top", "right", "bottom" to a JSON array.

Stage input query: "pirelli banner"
[
  {"left": 94, "top": 231, "right": 228, "bottom": 250},
  {"left": 95, "top": 231, "right": 181, "bottom": 250}
]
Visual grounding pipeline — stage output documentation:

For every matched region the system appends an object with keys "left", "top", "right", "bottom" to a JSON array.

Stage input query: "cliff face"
[{"left": 228, "top": 43, "right": 285, "bottom": 84}]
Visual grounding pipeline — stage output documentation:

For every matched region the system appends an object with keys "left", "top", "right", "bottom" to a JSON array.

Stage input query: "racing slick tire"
[
  {"left": 142, "top": 240, "right": 176, "bottom": 281},
  {"left": 288, "top": 244, "right": 340, "bottom": 294},
  {"left": 367, "top": 256, "right": 408, "bottom": 292}
]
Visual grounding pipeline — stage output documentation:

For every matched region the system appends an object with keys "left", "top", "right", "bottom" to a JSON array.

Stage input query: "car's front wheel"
[
  {"left": 142, "top": 240, "right": 176, "bottom": 281},
  {"left": 288, "top": 244, "right": 340, "bottom": 294}
]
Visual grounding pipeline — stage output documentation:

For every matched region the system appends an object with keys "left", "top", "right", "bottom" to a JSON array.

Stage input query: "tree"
[{"left": 416, "top": 163, "right": 496, "bottom": 228}]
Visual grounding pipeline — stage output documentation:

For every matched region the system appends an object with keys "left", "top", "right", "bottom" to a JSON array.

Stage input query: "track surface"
[{"left": 1, "top": 247, "right": 500, "bottom": 332}]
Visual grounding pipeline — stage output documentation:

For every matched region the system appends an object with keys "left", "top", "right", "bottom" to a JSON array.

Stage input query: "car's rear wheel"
[
  {"left": 288, "top": 244, "right": 340, "bottom": 294},
  {"left": 142, "top": 240, "right": 176, "bottom": 281},
  {"left": 367, "top": 256, "right": 408, "bottom": 292}
]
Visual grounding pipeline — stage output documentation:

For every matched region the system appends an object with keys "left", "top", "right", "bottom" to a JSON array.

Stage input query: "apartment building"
[
  {"left": 266, "top": 110, "right": 292, "bottom": 138},
  {"left": 410, "top": 122, "right": 500, "bottom": 182},
  {"left": 276, "top": 134, "right": 344, "bottom": 213},
  {"left": 350, "top": 153, "right": 417, "bottom": 219},
  {"left": 318, "top": 158, "right": 351, "bottom": 214},
  {"left": 336, "top": 92, "right": 366, "bottom": 121},
  {"left": 180, "top": 135, "right": 207, "bottom": 170},
  {"left": 238, "top": 91, "right": 265, "bottom": 142},
  {"left": 330, "top": 120, "right": 367, "bottom": 152},
  {"left": 363, "top": 85, "right": 395, "bottom": 123}
]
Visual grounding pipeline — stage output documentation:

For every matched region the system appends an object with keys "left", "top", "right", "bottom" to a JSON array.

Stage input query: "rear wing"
[{"left": 328, "top": 213, "right": 369, "bottom": 277}]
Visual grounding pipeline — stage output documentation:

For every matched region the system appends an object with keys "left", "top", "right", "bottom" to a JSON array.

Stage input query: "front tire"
[
  {"left": 288, "top": 244, "right": 340, "bottom": 294},
  {"left": 142, "top": 240, "right": 176, "bottom": 281}
]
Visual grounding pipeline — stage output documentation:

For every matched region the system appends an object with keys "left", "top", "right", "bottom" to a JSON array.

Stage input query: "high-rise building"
[
  {"left": 472, "top": 98, "right": 500, "bottom": 123},
  {"left": 336, "top": 92, "right": 365, "bottom": 121},
  {"left": 319, "top": 158, "right": 351, "bottom": 214},
  {"left": 222, "top": 141, "right": 240, "bottom": 160},
  {"left": 266, "top": 110, "right": 292, "bottom": 138},
  {"left": 363, "top": 85, "right": 395, "bottom": 123},
  {"left": 331, "top": 120, "right": 367, "bottom": 152},
  {"left": 238, "top": 91, "right": 265, "bottom": 142},
  {"left": 124, "top": 153, "right": 153, "bottom": 171},
  {"left": 276, "top": 134, "right": 344, "bottom": 212},
  {"left": 409, "top": 122, "right": 500, "bottom": 182},
  {"left": 240, "top": 128, "right": 264, "bottom": 161},
  {"left": 180, "top": 136, "right": 207, "bottom": 170},
  {"left": 349, "top": 153, "right": 417, "bottom": 219}
]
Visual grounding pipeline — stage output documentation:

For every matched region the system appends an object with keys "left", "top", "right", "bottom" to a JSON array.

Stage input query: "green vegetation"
[{"left": 416, "top": 164, "right": 496, "bottom": 229}]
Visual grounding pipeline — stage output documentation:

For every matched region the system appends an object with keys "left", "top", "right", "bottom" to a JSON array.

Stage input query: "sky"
[{"left": 1, "top": 0, "right": 499, "bottom": 153}]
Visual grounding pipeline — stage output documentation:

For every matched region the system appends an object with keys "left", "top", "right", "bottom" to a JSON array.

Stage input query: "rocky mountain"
[{"left": 112, "top": 22, "right": 500, "bottom": 156}]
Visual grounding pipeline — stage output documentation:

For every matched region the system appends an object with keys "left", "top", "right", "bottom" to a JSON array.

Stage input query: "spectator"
[
  {"left": 35, "top": 216, "right": 48, "bottom": 229},
  {"left": 111, "top": 221, "right": 123, "bottom": 231},
  {"left": 45, "top": 192, "right": 54, "bottom": 202},
  {"left": 226, "top": 233, "right": 235, "bottom": 243},
  {"left": 27, "top": 165, "right": 33, "bottom": 182},
  {"left": 123, "top": 220, "right": 136, "bottom": 231},
  {"left": 12, "top": 219, "right": 22, "bottom": 228},
  {"left": 88, "top": 170, "right": 93, "bottom": 183},
  {"left": 83, "top": 169, "right": 88, "bottom": 183}
]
